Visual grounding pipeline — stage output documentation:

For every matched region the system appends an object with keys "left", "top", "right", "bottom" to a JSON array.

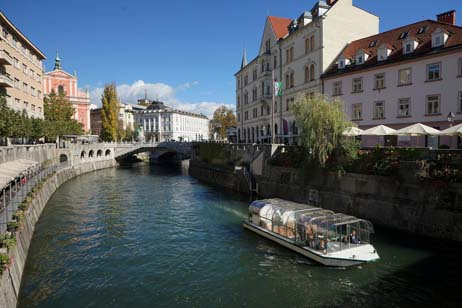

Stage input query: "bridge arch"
[
  {"left": 105, "top": 149, "right": 111, "bottom": 157},
  {"left": 97, "top": 149, "right": 103, "bottom": 157},
  {"left": 89, "top": 150, "right": 94, "bottom": 158},
  {"left": 80, "top": 151, "right": 86, "bottom": 159},
  {"left": 59, "top": 154, "right": 68, "bottom": 163}
]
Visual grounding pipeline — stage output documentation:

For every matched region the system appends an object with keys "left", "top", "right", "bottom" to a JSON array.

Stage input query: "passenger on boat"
[
  {"left": 317, "top": 238, "right": 327, "bottom": 254},
  {"left": 305, "top": 225, "right": 315, "bottom": 248},
  {"left": 350, "top": 230, "right": 360, "bottom": 244}
]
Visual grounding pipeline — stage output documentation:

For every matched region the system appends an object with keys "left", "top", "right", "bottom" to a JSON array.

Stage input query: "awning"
[{"left": 0, "top": 159, "right": 39, "bottom": 191}]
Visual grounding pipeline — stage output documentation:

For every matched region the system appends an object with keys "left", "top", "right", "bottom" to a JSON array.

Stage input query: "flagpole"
[{"left": 272, "top": 69, "right": 275, "bottom": 144}]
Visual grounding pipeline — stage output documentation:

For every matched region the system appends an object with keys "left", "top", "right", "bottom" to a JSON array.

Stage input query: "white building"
[
  {"left": 235, "top": 0, "right": 379, "bottom": 144},
  {"left": 135, "top": 100, "right": 209, "bottom": 142},
  {"left": 323, "top": 11, "right": 462, "bottom": 148}
]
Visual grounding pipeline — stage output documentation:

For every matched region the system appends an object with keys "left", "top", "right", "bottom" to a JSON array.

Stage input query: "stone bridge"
[{"left": 0, "top": 141, "right": 192, "bottom": 167}]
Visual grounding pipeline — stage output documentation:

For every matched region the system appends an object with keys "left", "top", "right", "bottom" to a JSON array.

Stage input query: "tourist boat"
[{"left": 243, "top": 198, "right": 379, "bottom": 267}]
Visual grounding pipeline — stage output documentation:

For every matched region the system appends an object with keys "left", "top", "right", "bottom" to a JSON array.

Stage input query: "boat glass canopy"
[{"left": 248, "top": 199, "right": 375, "bottom": 254}]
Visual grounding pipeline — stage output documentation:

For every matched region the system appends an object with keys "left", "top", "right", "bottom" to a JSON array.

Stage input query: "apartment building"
[
  {"left": 323, "top": 11, "right": 462, "bottom": 148},
  {"left": 235, "top": 0, "right": 378, "bottom": 144},
  {"left": 0, "top": 11, "right": 46, "bottom": 118}
]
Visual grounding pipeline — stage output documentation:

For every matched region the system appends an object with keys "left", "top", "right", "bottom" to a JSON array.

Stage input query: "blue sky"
[{"left": 2, "top": 0, "right": 460, "bottom": 116}]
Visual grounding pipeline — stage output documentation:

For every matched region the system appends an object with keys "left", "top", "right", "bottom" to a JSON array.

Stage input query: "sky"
[{"left": 1, "top": 0, "right": 460, "bottom": 117}]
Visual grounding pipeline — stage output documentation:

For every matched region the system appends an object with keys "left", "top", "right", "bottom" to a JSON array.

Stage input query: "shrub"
[
  {"left": 0, "top": 254, "right": 10, "bottom": 272},
  {"left": 7, "top": 221, "right": 19, "bottom": 232}
]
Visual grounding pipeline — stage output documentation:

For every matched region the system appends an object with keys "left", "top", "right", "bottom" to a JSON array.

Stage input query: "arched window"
[
  {"left": 305, "top": 66, "right": 310, "bottom": 83},
  {"left": 310, "top": 64, "right": 315, "bottom": 81},
  {"left": 290, "top": 72, "right": 294, "bottom": 88},
  {"left": 89, "top": 150, "right": 94, "bottom": 158},
  {"left": 97, "top": 149, "right": 103, "bottom": 157},
  {"left": 80, "top": 151, "right": 86, "bottom": 159},
  {"left": 58, "top": 85, "right": 64, "bottom": 95}
]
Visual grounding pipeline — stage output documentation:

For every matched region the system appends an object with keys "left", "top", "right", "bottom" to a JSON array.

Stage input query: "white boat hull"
[{"left": 243, "top": 222, "right": 379, "bottom": 267}]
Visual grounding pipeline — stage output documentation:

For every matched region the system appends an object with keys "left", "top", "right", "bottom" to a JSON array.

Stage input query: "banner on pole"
[{"left": 274, "top": 81, "right": 282, "bottom": 97}]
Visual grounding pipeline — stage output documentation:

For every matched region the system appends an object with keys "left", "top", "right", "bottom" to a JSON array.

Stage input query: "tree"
[
  {"left": 43, "top": 90, "right": 82, "bottom": 141},
  {"left": 100, "top": 83, "right": 119, "bottom": 141},
  {"left": 292, "top": 94, "right": 353, "bottom": 167},
  {"left": 210, "top": 106, "right": 237, "bottom": 140}
]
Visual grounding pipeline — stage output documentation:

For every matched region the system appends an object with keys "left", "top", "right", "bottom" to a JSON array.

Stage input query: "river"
[{"left": 17, "top": 163, "right": 462, "bottom": 308}]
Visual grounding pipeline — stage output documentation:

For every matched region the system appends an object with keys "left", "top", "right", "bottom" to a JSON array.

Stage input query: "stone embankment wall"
[
  {"left": 190, "top": 143, "right": 462, "bottom": 242},
  {"left": 0, "top": 159, "right": 117, "bottom": 308}
]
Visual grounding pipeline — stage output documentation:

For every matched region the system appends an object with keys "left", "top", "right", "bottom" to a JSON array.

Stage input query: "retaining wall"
[{"left": 0, "top": 159, "right": 117, "bottom": 308}]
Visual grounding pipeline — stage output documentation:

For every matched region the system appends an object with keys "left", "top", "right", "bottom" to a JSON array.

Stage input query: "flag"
[{"left": 274, "top": 81, "right": 282, "bottom": 97}]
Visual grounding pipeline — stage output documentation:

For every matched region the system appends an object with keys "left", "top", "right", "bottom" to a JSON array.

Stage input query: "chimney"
[{"left": 437, "top": 10, "right": 456, "bottom": 25}]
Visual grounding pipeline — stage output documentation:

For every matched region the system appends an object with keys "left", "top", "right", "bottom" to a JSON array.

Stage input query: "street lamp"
[{"left": 447, "top": 112, "right": 455, "bottom": 127}]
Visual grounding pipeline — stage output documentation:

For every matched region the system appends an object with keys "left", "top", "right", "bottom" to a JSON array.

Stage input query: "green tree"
[
  {"left": 100, "top": 83, "right": 119, "bottom": 141},
  {"left": 210, "top": 106, "right": 237, "bottom": 140},
  {"left": 292, "top": 94, "right": 353, "bottom": 167},
  {"left": 43, "top": 90, "right": 82, "bottom": 141}
]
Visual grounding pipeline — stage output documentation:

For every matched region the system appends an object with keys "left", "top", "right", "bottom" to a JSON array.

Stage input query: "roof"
[
  {"left": 0, "top": 159, "right": 39, "bottom": 190},
  {"left": 324, "top": 19, "right": 462, "bottom": 78},
  {"left": 268, "top": 16, "right": 292, "bottom": 40},
  {"left": 0, "top": 11, "right": 46, "bottom": 60}
]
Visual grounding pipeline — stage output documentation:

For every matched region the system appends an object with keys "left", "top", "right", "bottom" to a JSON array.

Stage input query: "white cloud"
[{"left": 90, "top": 80, "right": 233, "bottom": 118}]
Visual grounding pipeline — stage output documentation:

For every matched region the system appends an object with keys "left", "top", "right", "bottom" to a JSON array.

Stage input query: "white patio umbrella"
[
  {"left": 342, "top": 126, "right": 364, "bottom": 136},
  {"left": 395, "top": 123, "right": 440, "bottom": 136},
  {"left": 362, "top": 125, "right": 397, "bottom": 136},
  {"left": 438, "top": 123, "right": 462, "bottom": 136}
]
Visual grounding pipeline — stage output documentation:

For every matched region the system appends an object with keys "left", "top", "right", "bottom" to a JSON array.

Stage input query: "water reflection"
[{"left": 18, "top": 163, "right": 462, "bottom": 308}]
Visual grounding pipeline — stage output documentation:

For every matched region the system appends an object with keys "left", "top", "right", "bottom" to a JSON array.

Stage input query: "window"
[
  {"left": 374, "top": 101, "right": 385, "bottom": 119},
  {"left": 399, "top": 32, "right": 408, "bottom": 40},
  {"left": 15, "top": 98, "right": 20, "bottom": 104},
  {"left": 244, "top": 91, "right": 248, "bottom": 104},
  {"left": 333, "top": 81, "right": 342, "bottom": 95},
  {"left": 417, "top": 25, "right": 428, "bottom": 34},
  {"left": 253, "top": 69, "right": 257, "bottom": 81},
  {"left": 285, "top": 47, "right": 294, "bottom": 63},
  {"left": 31, "top": 104, "right": 36, "bottom": 111},
  {"left": 374, "top": 73, "right": 385, "bottom": 89},
  {"left": 427, "top": 63, "right": 441, "bottom": 81},
  {"left": 286, "top": 99, "right": 290, "bottom": 111},
  {"left": 458, "top": 58, "right": 462, "bottom": 76},
  {"left": 274, "top": 101, "right": 277, "bottom": 113},
  {"left": 377, "top": 47, "right": 388, "bottom": 61},
  {"left": 357, "top": 54, "right": 364, "bottom": 64},
  {"left": 458, "top": 92, "right": 462, "bottom": 113},
  {"left": 433, "top": 35, "right": 442, "bottom": 47},
  {"left": 244, "top": 111, "right": 248, "bottom": 120},
  {"left": 285, "top": 74, "right": 290, "bottom": 89},
  {"left": 274, "top": 55, "right": 277, "bottom": 69},
  {"left": 22, "top": 64, "right": 27, "bottom": 74},
  {"left": 305, "top": 66, "right": 309, "bottom": 83},
  {"left": 244, "top": 75, "right": 248, "bottom": 85},
  {"left": 237, "top": 96, "right": 240, "bottom": 108},
  {"left": 252, "top": 88, "right": 257, "bottom": 101},
  {"left": 237, "top": 113, "right": 241, "bottom": 122},
  {"left": 398, "top": 68, "right": 412, "bottom": 85},
  {"left": 38, "top": 107, "right": 42, "bottom": 113},
  {"left": 14, "top": 57, "right": 19, "bottom": 69},
  {"left": 426, "top": 95, "right": 440, "bottom": 115},
  {"left": 404, "top": 42, "right": 413, "bottom": 54},
  {"left": 305, "top": 38, "right": 310, "bottom": 54},
  {"left": 310, "top": 35, "right": 315, "bottom": 52},
  {"left": 23, "top": 82, "right": 28, "bottom": 92},
  {"left": 352, "top": 77, "right": 363, "bottom": 93},
  {"left": 398, "top": 98, "right": 411, "bottom": 117},
  {"left": 290, "top": 72, "right": 294, "bottom": 88},
  {"left": 352, "top": 104, "right": 362, "bottom": 120},
  {"left": 24, "top": 101, "right": 29, "bottom": 108},
  {"left": 58, "top": 85, "right": 64, "bottom": 95},
  {"left": 369, "top": 40, "right": 378, "bottom": 48},
  {"left": 14, "top": 78, "right": 19, "bottom": 89},
  {"left": 310, "top": 64, "right": 315, "bottom": 81}
]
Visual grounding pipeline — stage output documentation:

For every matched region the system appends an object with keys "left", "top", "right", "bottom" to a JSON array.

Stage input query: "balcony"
[
  {"left": 0, "top": 50, "right": 13, "bottom": 65},
  {"left": 0, "top": 73, "right": 13, "bottom": 87}
]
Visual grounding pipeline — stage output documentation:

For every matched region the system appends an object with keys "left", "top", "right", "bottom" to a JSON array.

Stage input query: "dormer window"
[
  {"left": 377, "top": 44, "right": 391, "bottom": 61},
  {"left": 402, "top": 38, "right": 418, "bottom": 55},
  {"left": 432, "top": 28, "right": 448, "bottom": 48},
  {"left": 369, "top": 40, "right": 378, "bottom": 48},
  {"left": 356, "top": 50, "right": 368, "bottom": 65},
  {"left": 338, "top": 55, "right": 345, "bottom": 69}
]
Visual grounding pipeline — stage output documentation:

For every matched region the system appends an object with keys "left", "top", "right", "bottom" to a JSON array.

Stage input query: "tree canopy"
[
  {"left": 292, "top": 94, "right": 353, "bottom": 167},
  {"left": 210, "top": 106, "right": 237, "bottom": 140},
  {"left": 100, "top": 83, "right": 119, "bottom": 142}
]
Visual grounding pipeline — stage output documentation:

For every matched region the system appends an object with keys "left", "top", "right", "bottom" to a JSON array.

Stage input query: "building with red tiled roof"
[
  {"left": 323, "top": 10, "right": 462, "bottom": 149},
  {"left": 234, "top": 0, "right": 379, "bottom": 144}
]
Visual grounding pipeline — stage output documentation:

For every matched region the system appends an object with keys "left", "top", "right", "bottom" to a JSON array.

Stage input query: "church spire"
[
  {"left": 54, "top": 51, "right": 62, "bottom": 70},
  {"left": 241, "top": 49, "right": 248, "bottom": 69}
]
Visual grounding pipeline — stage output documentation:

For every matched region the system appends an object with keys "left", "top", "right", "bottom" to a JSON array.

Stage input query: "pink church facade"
[{"left": 43, "top": 55, "right": 91, "bottom": 132}]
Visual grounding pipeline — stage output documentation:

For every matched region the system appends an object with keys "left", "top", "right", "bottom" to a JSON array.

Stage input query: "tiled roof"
[
  {"left": 268, "top": 16, "right": 292, "bottom": 39},
  {"left": 324, "top": 19, "right": 462, "bottom": 77}
]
